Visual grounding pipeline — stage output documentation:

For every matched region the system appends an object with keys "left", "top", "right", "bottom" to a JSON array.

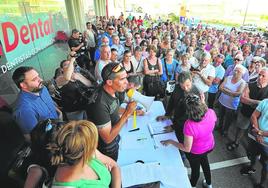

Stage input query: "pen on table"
[
  {"left": 137, "top": 138, "right": 147, "bottom": 141},
  {"left": 129, "top": 128, "right": 140, "bottom": 132}
]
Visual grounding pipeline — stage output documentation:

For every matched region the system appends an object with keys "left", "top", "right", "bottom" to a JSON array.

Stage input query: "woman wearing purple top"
[{"left": 161, "top": 94, "right": 217, "bottom": 188}]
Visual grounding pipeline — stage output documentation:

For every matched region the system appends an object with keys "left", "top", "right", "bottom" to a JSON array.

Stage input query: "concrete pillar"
[
  {"left": 64, "top": 0, "right": 85, "bottom": 32},
  {"left": 94, "top": 0, "right": 106, "bottom": 16}
]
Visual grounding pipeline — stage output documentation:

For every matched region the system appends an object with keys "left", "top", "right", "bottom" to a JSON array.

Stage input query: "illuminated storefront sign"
[{"left": 0, "top": 14, "right": 56, "bottom": 74}]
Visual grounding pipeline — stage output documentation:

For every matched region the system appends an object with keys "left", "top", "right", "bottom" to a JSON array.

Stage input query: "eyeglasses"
[
  {"left": 108, "top": 28, "right": 114, "bottom": 30},
  {"left": 234, "top": 58, "right": 242, "bottom": 61}
]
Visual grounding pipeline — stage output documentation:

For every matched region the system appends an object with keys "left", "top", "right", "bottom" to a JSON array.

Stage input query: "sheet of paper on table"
[
  {"left": 121, "top": 162, "right": 161, "bottom": 188},
  {"left": 148, "top": 119, "right": 173, "bottom": 135},
  {"left": 153, "top": 132, "right": 178, "bottom": 148},
  {"left": 120, "top": 134, "right": 149, "bottom": 150}
]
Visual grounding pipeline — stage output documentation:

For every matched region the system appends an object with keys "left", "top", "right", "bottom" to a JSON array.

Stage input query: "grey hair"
[
  {"left": 201, "top": 51, "right": 211, "bottom": 60},
  {"left": 234, "top": 64, "right": 246, "bottom": 75},
  {"left": 100, "top": 44, "right": 110, "bottom": 53}
]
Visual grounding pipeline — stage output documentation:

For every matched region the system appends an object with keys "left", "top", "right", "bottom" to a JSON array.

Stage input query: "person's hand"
[
  {"left": 164, "top": 125, "right": 173, "bottom": 132},
  {"left": 56, "top": 108, "right": 63, "bottom": 121},
  {"left": 256, "top": 135, "right": 263, "bottom": 144},
  {"left": 156, "top": 115, "right": 168, "bottom": 121},
  {"left": 199, "top": 92, "right": 205, "bottom": 104},
  {"left": 71, "top": 72, "right": 79, "bottom": 80},
  {"left": 252, "top": 127, "right": 260, "bottom": 134},
  {"left": 136, "top": 109, "right": 145, "bottom": 116},
  {"left": 125, "top": 101, "right": 137, "bottom": 117},
  {"left": 69, "top": 51, "right": 77, "bottom": 58},
  {"left": 160, "top": 139, "right": 174, "bottom": 146},
  {"left": 191, "top": 70, "right": 200, "bottom": 75}
]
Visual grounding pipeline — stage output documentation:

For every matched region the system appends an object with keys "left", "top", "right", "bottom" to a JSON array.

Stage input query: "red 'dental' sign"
[{"left": 1, "top": 15, "right": 54, "bottom": 53}]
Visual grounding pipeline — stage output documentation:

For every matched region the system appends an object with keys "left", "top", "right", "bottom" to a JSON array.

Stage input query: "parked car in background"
[{"left": 240, "top": 24, "right": 257, "bottom": 32}]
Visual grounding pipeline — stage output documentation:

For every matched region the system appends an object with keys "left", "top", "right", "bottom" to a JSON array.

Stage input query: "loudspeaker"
[{"left": 127, "top": 89, "right": 155, "bottom": 111}]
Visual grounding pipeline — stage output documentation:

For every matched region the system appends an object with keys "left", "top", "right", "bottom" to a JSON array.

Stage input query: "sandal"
[{"left": 227, "top": 142, "right": 239, "bottom": 151}]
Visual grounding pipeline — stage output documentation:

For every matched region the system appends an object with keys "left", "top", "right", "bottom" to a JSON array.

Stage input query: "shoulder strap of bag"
[
  {"left": 164, "top": 58, "right": 169, "bottom": 80},
  {"left": 135, "top": 58, "right": 142, "bottom": 72},
  {"left": 164, "top": 59, "right": 178, "bottom": 81}
]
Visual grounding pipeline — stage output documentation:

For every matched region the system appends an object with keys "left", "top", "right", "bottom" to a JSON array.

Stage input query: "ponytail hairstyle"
[
  {"left": 185, "top": 94, "right": 208, "bottom": 122},
  {"left": 30, "top": 119, "right": 65, "bottom": 176},
  {"left": 48, "top": 120, "right": 98, "bottom": 166}
]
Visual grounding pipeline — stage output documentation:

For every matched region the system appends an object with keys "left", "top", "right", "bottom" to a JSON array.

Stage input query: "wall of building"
[{"left": 0, "top": 0, "right": 70, "bottom": 104}]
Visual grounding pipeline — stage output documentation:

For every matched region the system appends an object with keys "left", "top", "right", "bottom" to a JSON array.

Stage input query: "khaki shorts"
[{"left": 236, "top": 110, "right": 251, "bottom": 130}]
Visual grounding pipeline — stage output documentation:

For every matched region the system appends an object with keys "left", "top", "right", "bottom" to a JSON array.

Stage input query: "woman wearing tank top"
[
  {"left": 121, "top": 50, "right": 134, "bottom": 75},
  {"left": 218, "top": 64, "right": 247, "bottom": 137},
  {"left": 143, "top": 45, "right": 163, "bottom": 98}
]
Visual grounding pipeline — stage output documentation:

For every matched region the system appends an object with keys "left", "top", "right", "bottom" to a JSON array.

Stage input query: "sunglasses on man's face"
[
  {"left": 234, "top": 58, "right": 242, "bottom": 61},
  {"left": 108, "top": 28, "right": 114, "bottom": 30}
]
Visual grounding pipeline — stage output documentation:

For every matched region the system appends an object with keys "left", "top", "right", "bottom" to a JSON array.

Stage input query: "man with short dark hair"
[
  {"left": 86, "top": 63, "right": 136, "bottom": 160},
  {"left": 157, "top": 71, "right": 201, "bottom": 143},
  {"left": 110, "top": 48, "right": 119, "bottom": 63},
  {"left": 68, "top": 29, "right": 91, "bottom": 70},
  {"left": 97, "top": 23, "right": 114, "bottom": 47},
  {"left": 12, "top": 66, "right": 59, "bottom": 142}
]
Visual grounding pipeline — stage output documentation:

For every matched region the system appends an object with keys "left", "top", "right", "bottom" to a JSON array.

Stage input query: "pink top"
[{"left": 183, "top": 109, "right": 217, "bottom": 154}]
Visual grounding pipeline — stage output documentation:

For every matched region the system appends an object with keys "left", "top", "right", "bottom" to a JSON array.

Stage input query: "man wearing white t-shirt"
[
  {"left": 192, "top": 52, "right": 215, "bottom": 103},
  {"left": 95, "top": 44, "right": 111, "bottom": 83}
]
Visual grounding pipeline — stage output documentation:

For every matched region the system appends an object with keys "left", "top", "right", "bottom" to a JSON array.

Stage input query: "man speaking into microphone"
[{"left": 86, "top": 63, "right": 136, "bottom": 161}]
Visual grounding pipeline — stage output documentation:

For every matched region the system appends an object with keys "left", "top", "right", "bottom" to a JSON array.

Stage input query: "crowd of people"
[{"left": 1, "top": 13, "right": 268, "bottom": 188}]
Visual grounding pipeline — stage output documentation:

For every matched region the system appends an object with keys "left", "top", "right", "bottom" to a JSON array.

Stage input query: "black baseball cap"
[{"left": 101, "top": 63, "right": 125, "bottom": 82}]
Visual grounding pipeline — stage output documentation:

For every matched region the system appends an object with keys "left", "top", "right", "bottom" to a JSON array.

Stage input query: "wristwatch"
[{"left": 257, "top": 130, "right": 263, "bottom": 136}]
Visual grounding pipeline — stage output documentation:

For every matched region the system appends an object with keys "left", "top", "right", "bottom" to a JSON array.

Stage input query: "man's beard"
[{"left": 31, "top": 83, "right": 44, "bottom": 93}]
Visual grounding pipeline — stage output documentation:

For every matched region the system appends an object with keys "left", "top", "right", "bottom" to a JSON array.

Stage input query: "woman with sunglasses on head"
[
  {"left": 225, "top": 53, "right": 249, "bottom": 82},
  {"left": 218, "top": 64, "right": 247, "bottom": 137},
  {"left": 161, "top": 94, "right": 217, "bottom": 188},
  {"left": 48, "top": 120, "right": 121, "bottom": 188},
  {"left": 248, "top": 57, "right": 266, "bottom": 83}
]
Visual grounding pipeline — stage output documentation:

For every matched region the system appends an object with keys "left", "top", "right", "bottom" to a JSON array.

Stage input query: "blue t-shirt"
[
  {"left": 223, "top": 54, "right": 234, "bottom": 69},
  {"left": 208, "top": 64, "right": 225, "bottom": 93},
  {"left": 97, "top": 32, "right": 113, "bottom": 47},
  {"left": 256, "top": 99, "right": 268, "bottom": 143},
  {"left": 161, "top": 58, "right": 179, "bottom": 82},
  {"left": 94, "top": 48, "right": 101, "bottom": 61},
  {"left": 13, "top": 87, "right": 58, "bottom": 134}
]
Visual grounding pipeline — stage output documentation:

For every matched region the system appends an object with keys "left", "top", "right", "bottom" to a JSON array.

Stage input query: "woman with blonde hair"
[
  {"left": 209, "top": 47, "right": 219, "bottom": 62},
  {"left": 48, "top": 120, "right": 121, "bottom": 188}
]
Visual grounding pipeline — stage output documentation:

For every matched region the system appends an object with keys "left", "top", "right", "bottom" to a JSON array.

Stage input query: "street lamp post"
[{"left": 242, "top": 0, "right": 250, "bottom": 26}]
